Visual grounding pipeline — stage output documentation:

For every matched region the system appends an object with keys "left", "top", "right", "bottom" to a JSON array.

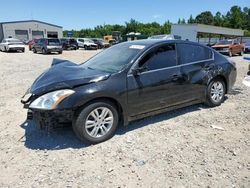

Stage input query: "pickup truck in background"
[{"left": 212, "top": 39, "right": 245, "bottom": 57}]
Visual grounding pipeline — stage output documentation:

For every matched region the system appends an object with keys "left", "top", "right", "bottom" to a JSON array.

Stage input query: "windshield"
[
  {"left": 81, "top": 42, "right": 145, "bottom": 73},
  {"left": 85, "top": 39, "right": 94, "bottom": 43},
  {"left": 7, "top": 39, "right": 22, "bottom": 43},
  {"left": 48, "top": 39, "right": 60, "bottom": 45},
  {"left": 216, "top": 40, "right": 232, "bottom": 45}
]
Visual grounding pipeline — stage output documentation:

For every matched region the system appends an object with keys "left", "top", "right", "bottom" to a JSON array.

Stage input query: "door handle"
[
  {"left": 172, "top": 74, "right": 182, "bottom": 81},
  {"left": 203, "top": 64, "right": 215, "bottom": 71}
]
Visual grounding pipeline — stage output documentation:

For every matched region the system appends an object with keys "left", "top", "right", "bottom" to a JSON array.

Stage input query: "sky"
[{"left": 0, "top": 0, "right": 249, "bottom": 30}]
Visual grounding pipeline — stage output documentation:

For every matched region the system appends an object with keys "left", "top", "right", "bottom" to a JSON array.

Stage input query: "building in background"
[
  {"left": 171, "top": 24, "right": 244, "bottom": 45},
  {"left": 0, "top": 20, "right": 63, "bottom": 42}
]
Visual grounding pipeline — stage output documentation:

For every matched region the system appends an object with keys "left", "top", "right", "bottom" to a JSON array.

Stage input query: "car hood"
[
  {"left": 30, "top": 59, "right": 110, "bottom": 95},
  {"left": 212, "top": 44, "right": 230, "bottom": 48}
]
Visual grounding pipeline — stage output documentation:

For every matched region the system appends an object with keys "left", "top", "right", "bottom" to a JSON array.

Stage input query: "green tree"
[
  {"left": 161, "top": 20, "right": 171, "bottom": 34},
  {"left": 195, "top": 11, "right": 214, "bottom": 25},
  {"left": 214, "top": 12, "right": 223, "bottom": 26},
  {"left": 188, "top": 15, "right": 195, "bottom": 24},
  {"left": 125, "top": 19, "right": 140, "bottom": 33},
  {"left": 225, "top": 6, "right": 245, "bottom": 29}
]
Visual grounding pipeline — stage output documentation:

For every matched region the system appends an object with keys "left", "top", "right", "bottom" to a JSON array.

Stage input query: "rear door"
[
  {"left": 177, "top": 43, "right": 214, "bottom": 101},
  {"left": 37, "top": 39, "right": 44, "bottom": 51},
  {"left": 127, "top": 43, "right": 186, "bottom": 116}
]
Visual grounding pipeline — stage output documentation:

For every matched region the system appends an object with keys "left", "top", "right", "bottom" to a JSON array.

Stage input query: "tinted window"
[
  {"left": 177, "top": 43, "right": 212, "bottom": 64},
  {"left": 139, "top": 44, "right": 177, "bottom": 70},
  {"left": 48, "top": 39, "right": 60, "bottom": 45},
  {"left": 70, "top": 39, "right": 77, "bottom": 43}
]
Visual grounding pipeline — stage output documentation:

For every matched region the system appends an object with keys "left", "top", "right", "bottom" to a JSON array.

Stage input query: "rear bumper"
[
  {"left": 216, "top": 49, "right": 230, "bottom": 53},
  {"left": 87, "top": 45, "right": 98, "bottom": 50},
  {"left": 27, "top": 109, "right": 73, "bottom": 130},
  {"left": 46, "top": 48, "right": 62, "bottom": 53},
  {"left": 9, "top": 47, "right": 24, "bottom": 51}
]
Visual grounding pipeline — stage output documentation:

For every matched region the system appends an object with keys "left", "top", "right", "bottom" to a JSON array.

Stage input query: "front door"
[{"left": 127, "top": 43, "right": 186, "bottom": 117}]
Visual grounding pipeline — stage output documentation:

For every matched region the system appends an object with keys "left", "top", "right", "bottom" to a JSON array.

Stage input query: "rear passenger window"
[
  {"left": 177, "top": 43, "right": 212, "bottom": 64},
  {"left": 139, "top": 44, "right": 177, "bottom": 70}
]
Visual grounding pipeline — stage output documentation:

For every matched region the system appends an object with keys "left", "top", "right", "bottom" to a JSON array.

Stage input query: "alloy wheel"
[
  {"left": 210, "top": 81, "right": 224, "bottom": 103},
  {"left": 85, "top": 107, "right": 114, "bottom": 138}
]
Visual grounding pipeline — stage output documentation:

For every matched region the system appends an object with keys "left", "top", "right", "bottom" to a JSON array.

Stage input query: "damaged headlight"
[{"left": 29, "top": 89, "right": 75, "bottom": 110}]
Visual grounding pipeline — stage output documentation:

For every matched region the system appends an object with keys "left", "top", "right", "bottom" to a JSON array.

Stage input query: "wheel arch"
[
  {"left": 209, "top": 75, "right": 228, "bottom": 94},
  {"left": 74, "top": 97, "right": 124, "bottom": 124}
]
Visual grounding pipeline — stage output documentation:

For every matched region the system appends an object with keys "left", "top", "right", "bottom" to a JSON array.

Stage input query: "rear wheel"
[
  {"left": 32, "top": 48, "right": 37, "bottom": 53},
  {"left": 205, "top": 78, "right": 226, "bottom": 107},
  {"left": 22, "top": 48, "right": 25, "bottom": 53},
  {"left": 240, "top": 49, "right": 244, "bottom": 56},
  {"left": 42, "top": 48, "right": 47, "bottom": 55},
  {"left": 72, "top": 101, "right": 119, "bottom": 144}
]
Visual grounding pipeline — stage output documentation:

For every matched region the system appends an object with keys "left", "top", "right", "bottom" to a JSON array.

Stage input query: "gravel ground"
[{"left": 0, "top": 47, "right": 249, "bottom": 187}]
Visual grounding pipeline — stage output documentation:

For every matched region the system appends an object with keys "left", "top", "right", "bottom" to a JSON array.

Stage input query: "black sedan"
[{"left": 21, "top": 40, "right": 237, "bottom": 144}]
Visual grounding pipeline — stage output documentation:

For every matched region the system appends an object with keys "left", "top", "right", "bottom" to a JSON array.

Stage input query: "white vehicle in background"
[
  {"left": 148, "top": 34, "right": 181, "bottom": 40},
  {"left": 0, "top": 38, "right": 25, "bottom": 52},
  {"left": 76, "top": 38, "right": 98, "bottom": 50}
]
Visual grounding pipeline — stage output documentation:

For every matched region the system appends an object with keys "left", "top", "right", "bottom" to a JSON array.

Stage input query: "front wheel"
[
  {"left": 73, "top": 101, "right": 119, "bottom": 144},
  {"left": 32, "top": 48, "right": 37, "bottom": 53},
  {"left": 42, "top": 48, "right": 47, "bottom": 55},
  {"left": 205, "top": 78, "right": 226, "bottom": 107}
]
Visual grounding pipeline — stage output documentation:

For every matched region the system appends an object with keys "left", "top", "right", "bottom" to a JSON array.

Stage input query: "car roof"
[{"left": 121, "top": 39, "right": 205, "bottom": 48}]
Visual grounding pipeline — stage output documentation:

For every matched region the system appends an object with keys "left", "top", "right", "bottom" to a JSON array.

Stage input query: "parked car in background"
[
  {"left": 61, "top": 38, "right": 78, "bottom": 50},
  {"left": 91, "top": 38, "right": 110, "bottom": 49},
  {"left": 76, "top": 38, "right": 98, "bottom": 50},
  {"left": 28, "top": 39, "right": 39, "bottom": 51},
  {"left": 21, "top": 40, "right": 237, "bottom": 144},
  {"left": 212, "top": 39, "right": 245, "bottom": 57},
  {"left": 244, "top": 42, "right": 250, "bottom": 53},
  {"left": 32, "top": 38, "right": 62, "bottom": 54},
  {"left": 0, "top": 38, "right": 25, "bottom": 52}
]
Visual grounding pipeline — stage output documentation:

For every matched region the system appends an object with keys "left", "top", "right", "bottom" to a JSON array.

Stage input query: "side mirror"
[{"left": 131, "top": 66, "right": 148, "bottom": 76}]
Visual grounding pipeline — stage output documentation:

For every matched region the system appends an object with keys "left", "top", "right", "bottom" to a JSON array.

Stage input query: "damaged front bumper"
[{"left": 26, "top": 108, "right": 73, "bottom": 130}]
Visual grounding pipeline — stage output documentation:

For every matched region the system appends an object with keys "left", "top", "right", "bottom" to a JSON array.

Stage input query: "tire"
[
  {"left": 205, "top": 78, "right": 226, "bottom": 107},
  {"left": 42, "top": 48, "right": 47, "bottom": 55},
  {"left": 22, "top": 48, "right": 25, "bottom": 53},
  {"left": 72, "top": 101, "right": 119, "bottom": 144},
  {"left": 32, "top": 48, "right": 37, "bottom": 53},
  {"left": 240, "top": 49, "right": 244, "bottom": 56},
  {"left": 84, "top": 45, "right": 88, "bottom": 50},
  {"left": 58, "top": 51, "right": 62, "bottom": 54}
]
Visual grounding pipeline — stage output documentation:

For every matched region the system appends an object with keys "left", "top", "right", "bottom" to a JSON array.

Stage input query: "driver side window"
[{"left": 139, "top": 43, "right": 177, "bottom": 71}]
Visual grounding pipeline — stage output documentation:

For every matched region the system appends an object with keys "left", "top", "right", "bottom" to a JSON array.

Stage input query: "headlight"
[{"left": 29, "top": 89, "right": 75, "bottom": 110}]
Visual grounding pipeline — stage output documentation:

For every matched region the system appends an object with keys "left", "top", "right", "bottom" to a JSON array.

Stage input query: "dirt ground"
[{"left": 0, "top": 47, "right": 249, "bottom": 187}]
